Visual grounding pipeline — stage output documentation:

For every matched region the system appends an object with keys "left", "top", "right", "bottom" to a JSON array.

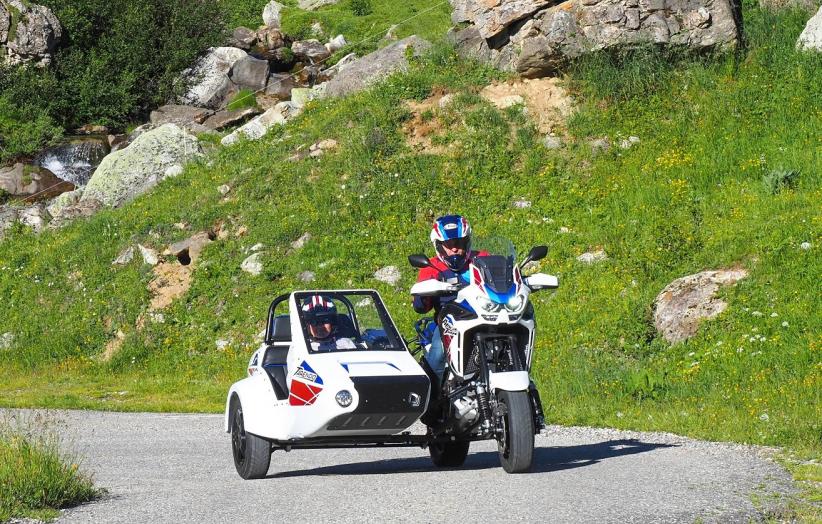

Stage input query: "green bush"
[
  {"left": 350, "top": 0, "right": 373, "bottom": 16},
  {"left": 0, "top": 91, "right": 63, "bottom": 164},
  {"left": 0, "top": 418, "right": 99, "bottom": 521}
]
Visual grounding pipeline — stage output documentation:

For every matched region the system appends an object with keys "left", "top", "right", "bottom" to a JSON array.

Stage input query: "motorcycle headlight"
[
  {"left": 476, "top": 295, "right": 502, "bottom": 313},
  {"left": 505, "top": 294, "right": 526, "bottom": 313}
]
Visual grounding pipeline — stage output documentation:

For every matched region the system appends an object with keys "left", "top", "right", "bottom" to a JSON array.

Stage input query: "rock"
[
  {"left": 298, "top": 0, "right": 339, "bottom": 10},
  {"left": 800, "top": 241, "right": 811, "bottom": 250},
  {"left": 265, "top": 73, "right": 297, "bottom": 99},
  {"left": 230, "top": 55, "right": 270, "bottom": 90},
  {"left": 452, "top": 0, "right": 741, "bottom": 76},
  {"left": 307, "top": 138, "right": 338, "bottom": 158},
  {"left": 325, "top": 53, "right": 358, "bottom": 79},
  {"left": 17, "top": 203, "right": 49, "bottom": 232},
  {"left": 298, "top": 270, "right": 316, "bottom": 282},
  {"left": 590, "top": 137, "right": 611, "bottom": 154},
  {"left": 255, "top": 26, "right": 287, "bottom": 51},
  {"left": 263, "top": 1, "right": 284, "bottom": 27},
  {"left": 292, "top": 39, "right": 331, "bottom": 63},
  {"left": 543, "top": 135, "right": 563, "bottom": 149},
  {"left": 577, "top": 249, "right": 608, "bottom": 264},
  {"left": 215, "top": 339, "right": 231, "bottom": 351},
  {"left": 325, "top": 36, "right": 432, "bottom": 98},
  {"left": 149, "top": 105, "right": 209, "bottom": 127},
  {"left": 249, "top": 243, "right": 265, "bottom": 252},
  {"left": 112, "top": 246, "right": 135, "bottom": 266},
  {"left": 47, "top": 198, "right": 102, "bottom": 229},
  {"left": 513, "top": 199, "right": 532, "bottom": 208},
  {"left": 797, "top": 6, "right": 822, "bottom": 51},
  {"left": 241, "top": 252, "right": 264, "bottom": 275},
  {"left": 180, "top": 47, "right": 247, "bottom": 109},
  {"left": 1, "top": 0, "right": 62, "bottom": 66},
  {"left": 760, "top": 0, "right": 817, "bottom": 12},
  {"left": 291, "top": 232, "right": 311, "bottom": 250},
  {"left": 0, "top": 206, "right": 17, "bottom": 237},
  {"left": 653, "top": 268, "right": 748, "bottom": 344},
  {"left": 619, "top": 135, "right": 640, "bottom": 149},
  {"left": 0, "top": 163, "right": 74, "bottom": 201},
  {"left": 138, "top": 244, "right": 159, "bottom": 266},
  {"left": 374, "top": 265, "right": 401, "bottom": 286},
  {"left": 46, "top": 188, "right": 82, "bottom": 218},
  {"left": 164, "top": 164, "right": 184, "bottom": 178},
  {"left": 220, "top": 103, "right": 300, "bottom": 146},
  {"left": 384, "top": 24, "right": 400, "bottom": 41},
  {"left": 81, "top": 124, "right": 203, "bottom": 208},
  {"left": 74, "top": 124, "right": 109, "bottom": 135},
  {"left": 230, "top": 27, "right": 257, "bottom": 50},
  {"left": 202, "top": 107, "right": 261, "bottom": 131},
  {"left": 0, "top": 332, "right": 13, "bottom": 350},
  {"left": 326, "top": 34, "right": 347, "bottom": 53},
  {"left": 310, "top": 22, "right": 324, "bottom": 37},
  {"left": 168, "top": 231, "right": 213, "bottom": 264},
  {"left": 290, "top": 87, "right": 318, "bottom": 107},
  {"left": 217, "top": 184, "right": 231, "bottom": 196}
]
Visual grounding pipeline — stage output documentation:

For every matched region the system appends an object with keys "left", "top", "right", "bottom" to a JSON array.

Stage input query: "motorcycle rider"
[
  {"left": 302, "top": 295, "right": 358, "bottom": 351},
  {"left": 413, "top": 215, "right": 484, "bottom": 385}
]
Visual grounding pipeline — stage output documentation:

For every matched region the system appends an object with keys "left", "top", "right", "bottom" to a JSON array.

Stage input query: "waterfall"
[{"left": 34, "top": 137, "right": 110, "bottom": 186}]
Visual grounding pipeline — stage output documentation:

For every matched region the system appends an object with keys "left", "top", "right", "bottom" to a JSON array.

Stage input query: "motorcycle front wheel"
[
  {"left": 496, "top": 390, "right": 534, "bottom": 473},
  {"left": 429, "top": 440, "right": 470, "bottom": 467}
]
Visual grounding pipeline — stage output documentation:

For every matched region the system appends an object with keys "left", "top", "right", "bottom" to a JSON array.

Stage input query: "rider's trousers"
[{"left": 424, "top": 326, "right": 446, "bottom": 380}]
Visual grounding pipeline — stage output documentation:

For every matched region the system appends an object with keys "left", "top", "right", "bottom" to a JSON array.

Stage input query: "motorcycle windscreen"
[{"left": 473, "top": 255, "right": 515, "bottom": 295}]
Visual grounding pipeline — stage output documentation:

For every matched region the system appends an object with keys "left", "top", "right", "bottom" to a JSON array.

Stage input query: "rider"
[
  {"left": 413, "top": 215, "right": 482, "bottom": 385},
  {"left": 302, "top": 295, "right": 357, "bottom": 351}
]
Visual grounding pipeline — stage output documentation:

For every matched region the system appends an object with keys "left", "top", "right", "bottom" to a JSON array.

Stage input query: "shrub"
[
  {"left": 0, "top": 92, "right": 63, "bottom": 164},
  {"left": 762, "top": 168, "right": 799, "bottom": 194},
  {"left": 350, "top": 0, "right": 373, "bottom": 16}
]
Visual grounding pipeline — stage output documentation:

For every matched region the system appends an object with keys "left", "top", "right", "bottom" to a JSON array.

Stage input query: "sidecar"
[{"left": 225, "top": 290, "right": 432, "bottom": 479}]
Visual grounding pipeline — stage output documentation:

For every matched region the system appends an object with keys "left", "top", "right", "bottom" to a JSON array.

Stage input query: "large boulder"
[
  {"left": 450, "top": 0, "right": 742, "bottom": 76},
  {"left": 263, "top": 1, "right": 284, "bottom": 27},
  {"left": 81, "top": 124, "right": 203, "bottom": 207},
  {"left": 149, "top": 105, "right": 209, "bottom": 127},
  {"left": 0, "top": 163, "right": 74, "bottom": 200},
  {"left": 796, "top": 6, "right": 822, "bottom": 51},
  {"left": 653, "top": 268, "right": 747, "bottom": 344},
  {"left": 292, "top": 39, "right": 331, "bottom": 63},
  {"left": 325, "top": 36, "right": 432, "bottom": 97},
  {"left": 180, "top": 47, "right": 248, "bottom": 109},
  {"left": 0, "top": 0, "right": 62, "bottom": 66},
  {"left": 220, "top": 102, "right": 301, "bottom": 146}
]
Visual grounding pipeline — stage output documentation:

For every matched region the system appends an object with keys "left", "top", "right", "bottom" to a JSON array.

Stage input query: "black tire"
[
  {"left": 497, "top": 390, "right": 534, "bottom": 473},
  {"left": 429, "top": 440, "right": 470, "bottom": 467},
  {"left": 230, "top": 396, "right": 271, "bottom": 480}
]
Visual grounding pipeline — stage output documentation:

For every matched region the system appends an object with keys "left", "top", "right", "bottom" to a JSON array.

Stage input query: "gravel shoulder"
[{"left": 4, "top": 410, "right": 796, "bottom": 523}]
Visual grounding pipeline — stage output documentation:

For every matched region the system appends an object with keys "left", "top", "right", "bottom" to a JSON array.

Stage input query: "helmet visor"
[{"left": 440, "top": 237, "right": 469, "bottom": 251}]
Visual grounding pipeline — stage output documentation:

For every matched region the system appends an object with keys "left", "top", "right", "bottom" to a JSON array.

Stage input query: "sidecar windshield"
[
  {"left": 294, "top": 291, "right": 406, "bottom": 353},
  {"left": 470, "top": 237, "right": 517, "bottom": 296}
]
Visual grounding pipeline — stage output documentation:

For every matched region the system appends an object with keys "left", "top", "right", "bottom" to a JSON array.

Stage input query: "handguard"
[
  {"left": 524, "top": 273, "right": 559, "bottom": 290},
  {"left": 410, "top": 279, "right": 460, "bottom": 296}
]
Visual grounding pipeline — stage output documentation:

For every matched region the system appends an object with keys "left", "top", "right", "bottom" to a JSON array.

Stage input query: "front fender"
[{"left": 224, "top": 374, "right": 277, "bottom": 434}]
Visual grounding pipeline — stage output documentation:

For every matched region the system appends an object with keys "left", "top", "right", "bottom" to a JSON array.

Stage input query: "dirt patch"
[
  {"left": 402, "top": 89, "right": 452, "bottom": 155},
  {"left": 480, "top": 77, "right": 575, "bottom": 135},
  {"left": 148, "top": 262, "right": 192, "bottom": 311},
  {"left": 100, "top": 330, "right": 126, "bottom": 362}
]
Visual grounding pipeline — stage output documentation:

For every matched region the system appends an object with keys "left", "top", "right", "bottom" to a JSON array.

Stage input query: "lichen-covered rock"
[
  {"left": 796, "top": 6, "right": 822, "bottom": 51},
  {"left": 220, "top": 102, "right": 300, "bottom": 146},
  {"left": 17, "top": 203, "right": 49, "bottom": 232},
  {"left": 325, "top": 36, "right": 432, "bottom": 97},
  {"left": 47, "top": 198, "right": 102, "bottom": 229},
  {"left": 653, "top": 268, "right": 747, "bottom": 344},
  {"left": 263, "top": 1, "right": 284, "bottom": 27},
  {"left": 180, "top": 47, "right": 247, "bottom": 109},
  {"left": 81, "top": 124, "right": 203, "bottom": 207},
  {"left": 450, "top": 0, "right": 555, "bottom": 38},
  {"left": 292, "top": 39, "right": 331, "bottom": 63},
  {"left": 230, "top": 55, "right": 270, "bottom": 90},
  {"left": 45, "top": 188, "right": 82, "bottom": 218},
  {"left": 230, "top": 27, "right": 257, "bottom": 50},
  {"left": 451, "top": 0, "right": 741, "bottom": 76},
  {"left": 149, "top": 105, "right": 209, "bottom": 127},
  {"left": 202, "top": 107, "right": 260, "bottom": 131},
  {"left": 1, "top": 0, "right": 63, "bottom": 66}
]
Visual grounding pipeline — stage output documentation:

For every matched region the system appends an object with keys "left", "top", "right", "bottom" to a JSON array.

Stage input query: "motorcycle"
[{"left": 409, "top": 238, "right": 558, "bottom": 473}]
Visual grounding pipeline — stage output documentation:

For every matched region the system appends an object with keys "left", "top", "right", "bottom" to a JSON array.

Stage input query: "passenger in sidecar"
[{"left": 225, "top": 290, "right": 432, "bottom": 479}]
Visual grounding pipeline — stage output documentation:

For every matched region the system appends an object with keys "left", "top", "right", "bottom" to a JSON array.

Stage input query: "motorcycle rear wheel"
[
  {"left": 497, "top": 390, "right": 534, "bottom": 473},
  {"left": 429, "top": 440, "right": 470, "bottom": 467}
]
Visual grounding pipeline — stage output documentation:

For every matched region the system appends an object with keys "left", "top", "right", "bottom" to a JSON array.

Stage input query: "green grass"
[
  {"left": 226, "top": 89, "right": 259, "bottom": 111},
  {"left": 0, "top": 0, "right": 819, "bottom": 468},
  {"left": 0, "top": 413, "right": 99, "bottom": 521}
]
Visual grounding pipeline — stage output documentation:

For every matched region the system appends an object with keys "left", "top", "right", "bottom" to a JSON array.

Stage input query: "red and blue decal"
[{"left": 289, "top": 361, "right": 324, "bottom": 406}]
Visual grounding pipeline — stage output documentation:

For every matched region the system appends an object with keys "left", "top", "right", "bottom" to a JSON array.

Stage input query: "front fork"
[{"left": 528, "top": 380, "right": 546, "bottom": 432}]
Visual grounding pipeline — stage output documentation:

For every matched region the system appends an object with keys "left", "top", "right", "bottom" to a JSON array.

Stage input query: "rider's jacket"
[{"left": 412, "top": 251, "right": 486, "bottom": 315}]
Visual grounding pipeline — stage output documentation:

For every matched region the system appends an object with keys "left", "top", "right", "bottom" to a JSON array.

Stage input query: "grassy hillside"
[{"left": 0, "top": 0, "right": 819, "bottom": 462}]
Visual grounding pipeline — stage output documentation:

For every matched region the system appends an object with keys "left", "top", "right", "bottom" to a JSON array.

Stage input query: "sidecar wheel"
[
  {"left": 230, "top": 396, "right": 271, "bottom": 480},
  {"left": 497, "top": 390, "right": 534, "bottom": 473},
  {"left": 429, "top": 440, "right": 470, "bottom": 467}
]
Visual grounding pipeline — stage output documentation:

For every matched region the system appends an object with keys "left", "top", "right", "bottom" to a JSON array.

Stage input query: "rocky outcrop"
[
  {"left": 449, "top": 0, "right": 742, "bottom": 76},
  {"left": 0, "top": 0, "right": 62, "bottom": 66},
  {"left": 325, "top": 36, "right": 432, "bottom": 97},
  {"left": 653, "top": 268, "right": 747, "bottom": 344},
  {"left": 81, "top": 124, "right": 203, "bottom": 207},
  {"left": 796, "top": 6, "right": 822, "bottom": 51},
  {"left": 180, "top": 47, "right": 248, "bottom": 109},
  {"left": 0, "top": 163, "right": 74, "bottom": 200}
]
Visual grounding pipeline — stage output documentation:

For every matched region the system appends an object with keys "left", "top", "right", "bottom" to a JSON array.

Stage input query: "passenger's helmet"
[
  {"left": 430, "top": 215, "right": 472, "bottom": 271},
  {"left": 302, "top": 295, "right": 337, "bottom": 340}
]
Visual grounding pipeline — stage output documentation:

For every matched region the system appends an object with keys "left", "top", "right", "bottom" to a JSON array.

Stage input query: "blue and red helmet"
[{"left": 430, "top": 215, "right": 472, "bottom": 271}]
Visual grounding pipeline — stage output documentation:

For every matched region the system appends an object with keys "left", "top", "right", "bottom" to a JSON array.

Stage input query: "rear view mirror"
[
  {"left": 408, "top": 254, "right": 431, "bottom": 269},
  {"left": 520, "top": 245, "right": 548, "bottom": 269}
]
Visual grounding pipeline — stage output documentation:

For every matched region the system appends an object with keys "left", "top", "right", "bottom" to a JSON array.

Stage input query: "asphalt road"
[{"left": 10, "top": 410, "right": 794, "bottom": 523}]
